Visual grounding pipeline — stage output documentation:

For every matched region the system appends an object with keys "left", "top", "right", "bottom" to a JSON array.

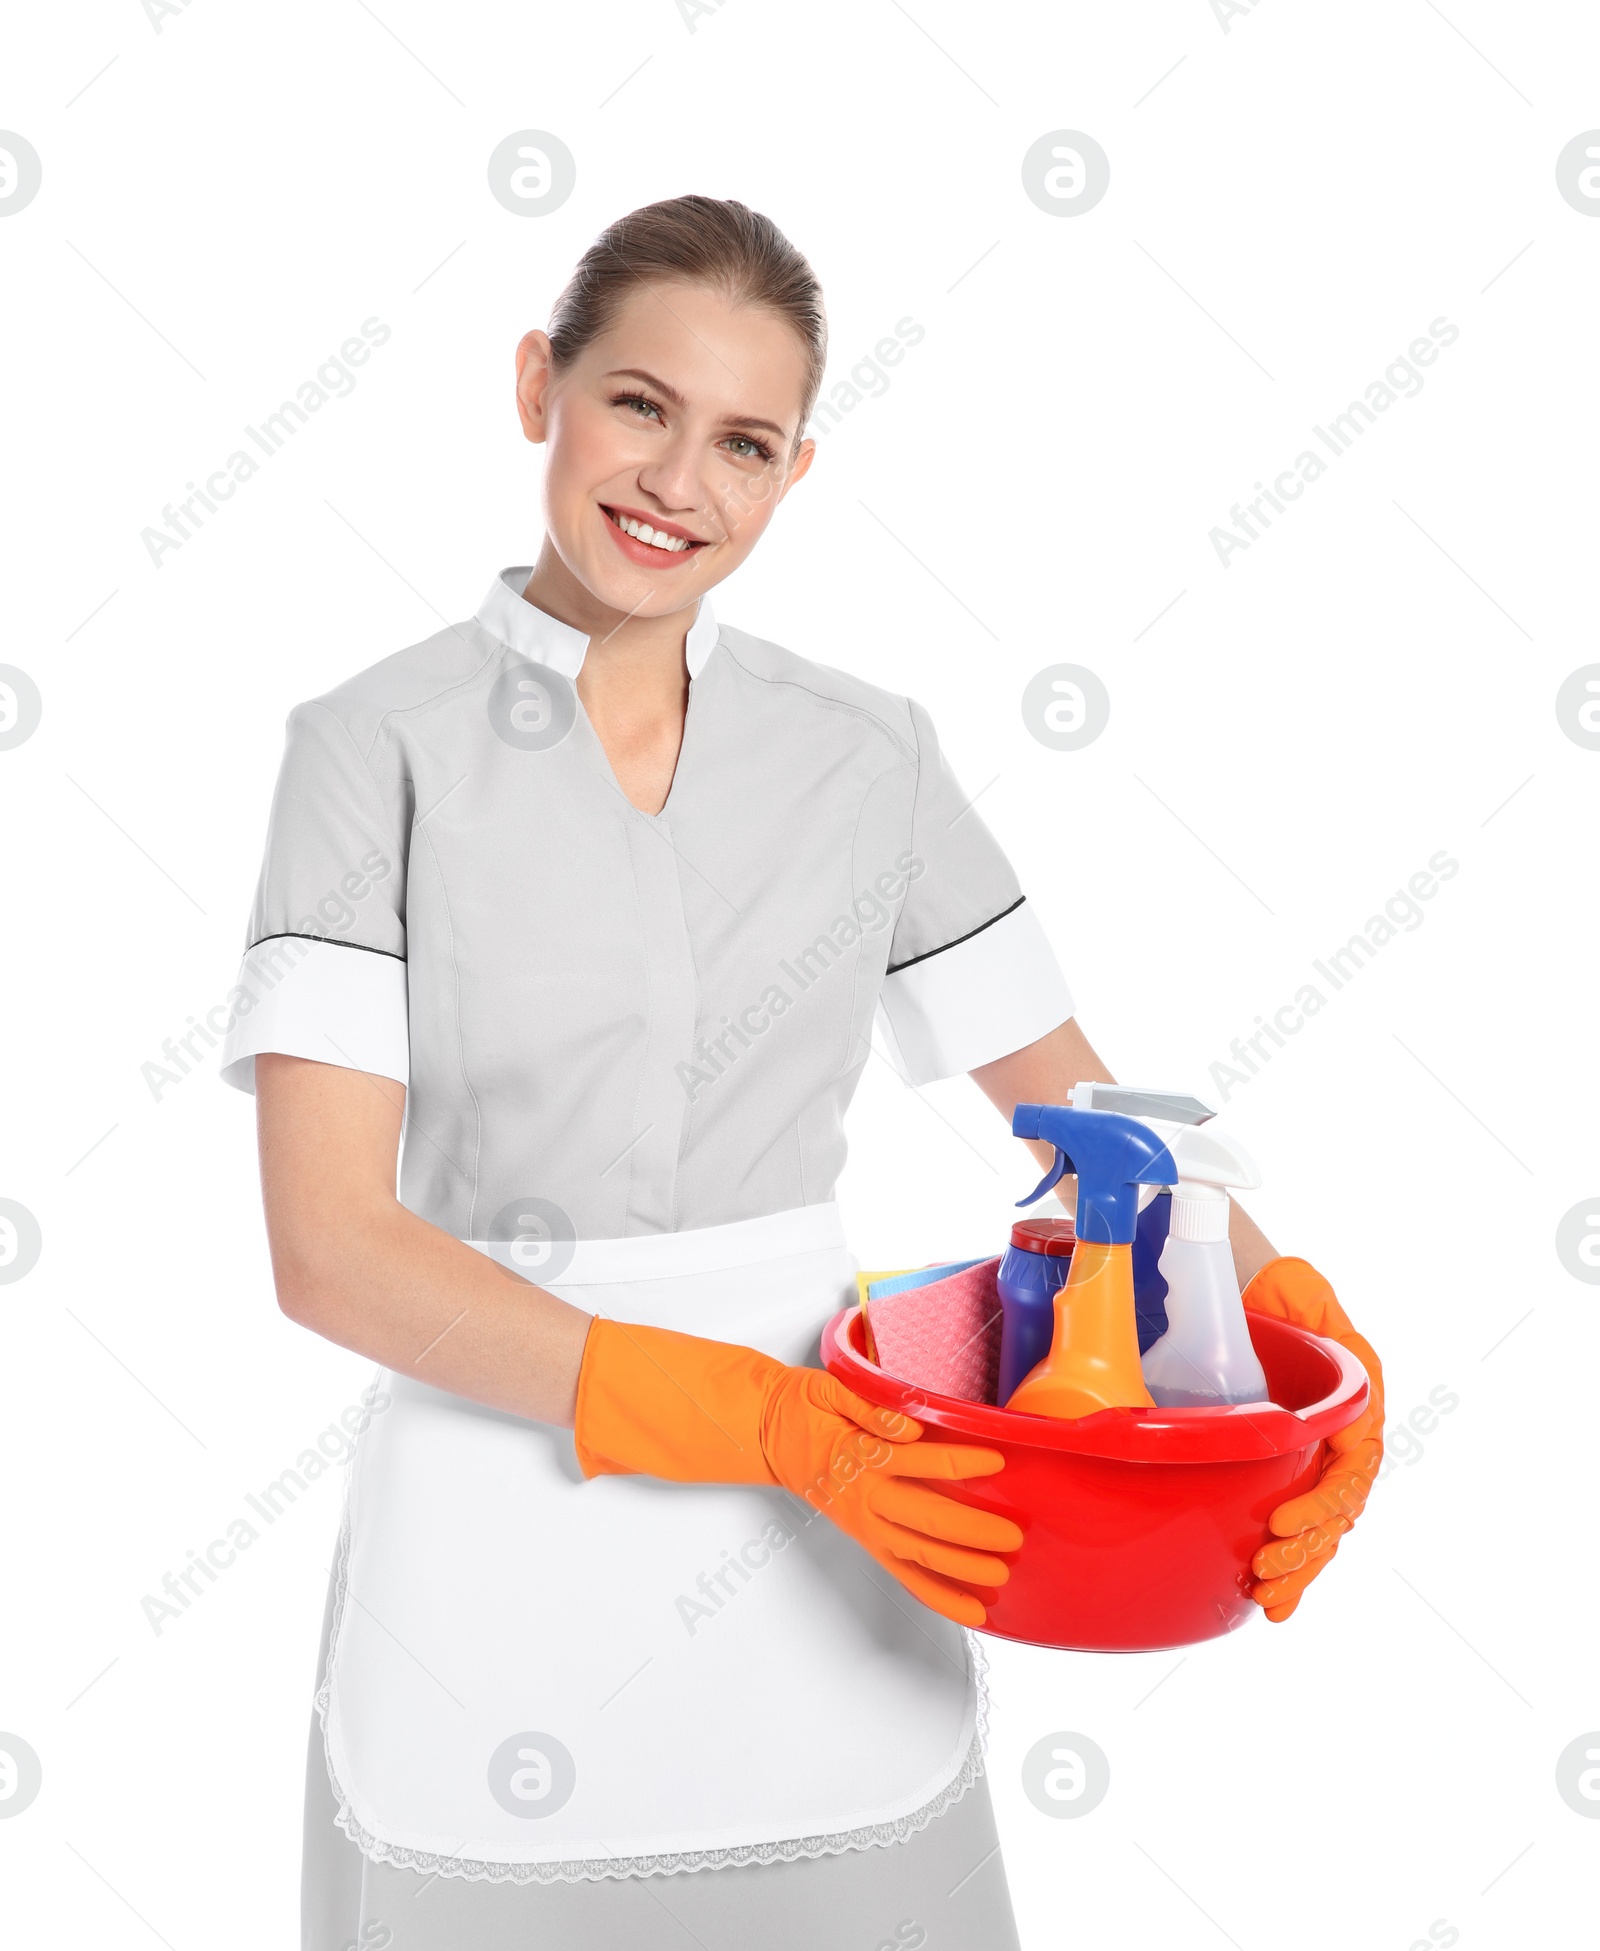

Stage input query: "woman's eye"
[
  {"left": 724, "top": 435, "right": 774, "bottom": 462},
  {"left": 616, "top": 394, "right": 662, "bottom": 421}
]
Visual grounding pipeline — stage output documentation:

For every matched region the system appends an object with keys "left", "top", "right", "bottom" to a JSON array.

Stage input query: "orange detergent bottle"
[{"left": 1005, "top": 1104, "right": 1178, "bottom": 1420}]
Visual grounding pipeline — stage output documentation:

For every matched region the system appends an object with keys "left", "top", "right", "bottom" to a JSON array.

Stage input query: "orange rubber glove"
[
  {"left": 573, "top": 1317, "right": 1023, "bottom": 1627},
  {"left": 1241, "top": 1257, "right": 1385, "bottom": 1622}
]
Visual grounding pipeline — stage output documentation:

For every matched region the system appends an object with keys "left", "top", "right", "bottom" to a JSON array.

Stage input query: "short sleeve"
[
  {"left": 219, "top": 702, "right": 410, "bottom": 1094},
  {"left": 874, "top": 698, "right": 1073, "bottom": 1085}
]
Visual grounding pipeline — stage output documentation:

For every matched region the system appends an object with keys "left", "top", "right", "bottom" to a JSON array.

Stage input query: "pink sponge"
[{"left": 866, "top": 1258, "right": 1003, "bottom": 1405}]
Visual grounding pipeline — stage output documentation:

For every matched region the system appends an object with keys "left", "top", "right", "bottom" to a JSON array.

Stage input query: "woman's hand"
[
  {"left": 575, "top": 1318, "right": 1023, "bottom": 1625},
  {"left": 760, "top": 1367, "right": 1024, "bottom": 1625},
  {"left": 1242, "top": 1257, "right": 1385, "bottom": 1621}
]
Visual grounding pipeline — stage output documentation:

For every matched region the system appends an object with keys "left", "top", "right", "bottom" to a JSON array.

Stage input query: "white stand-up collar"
[{"left": 477, "top": 566, "right": 720, "bottom": 680}]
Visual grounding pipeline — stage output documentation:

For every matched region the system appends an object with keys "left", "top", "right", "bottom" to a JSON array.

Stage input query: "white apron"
[{"left": 315, "top": 1203, "right": 985, "bottom": 1883}]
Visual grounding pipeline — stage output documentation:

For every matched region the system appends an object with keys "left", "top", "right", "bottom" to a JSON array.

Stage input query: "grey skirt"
[{"left": 302, "top": 1570, "right": 1021, "bottom": 1951}]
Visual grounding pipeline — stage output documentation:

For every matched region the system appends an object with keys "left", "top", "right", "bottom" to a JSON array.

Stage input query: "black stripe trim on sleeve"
[
  {"left": 884, "top": 895, "right": 1026, "bottom": 976},
  {"left": 248, "top": 932, "right": 407, "bottom": 962}
]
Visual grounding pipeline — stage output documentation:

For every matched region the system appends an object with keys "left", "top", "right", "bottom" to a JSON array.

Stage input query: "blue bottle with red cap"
[{"left": 996, "top": 1215, "right": 1075, "bottom": 1407}]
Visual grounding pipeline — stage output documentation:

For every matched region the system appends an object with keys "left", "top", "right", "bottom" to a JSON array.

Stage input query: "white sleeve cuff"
[
  {"left": 219, "top": 936, "right": 409, "bottom": 1094},
  {"left": 875, "top": 900, "right": 1073, "bottom": 1086}
]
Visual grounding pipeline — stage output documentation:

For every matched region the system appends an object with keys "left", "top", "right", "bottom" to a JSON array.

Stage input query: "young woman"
[{"left": 223, "top": 196, "right": 1384, "bottom": 1951}]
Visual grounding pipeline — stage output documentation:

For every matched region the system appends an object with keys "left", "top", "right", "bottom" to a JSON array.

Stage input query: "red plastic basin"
[{"left": 821, "top": 1305, "right": 1370, "bottom": 1652}]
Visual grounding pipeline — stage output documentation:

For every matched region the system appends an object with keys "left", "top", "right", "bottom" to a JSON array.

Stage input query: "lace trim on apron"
[{"left": 314, "top": 1508, "right": 990, "bottom": 1884}]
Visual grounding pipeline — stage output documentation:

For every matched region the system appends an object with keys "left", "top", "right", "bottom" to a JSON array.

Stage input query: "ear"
[
  {"left": 779, "top": 435, "right": 817, "bottom": 499},
  {"left": 515, "top": 329, "right": 556, "bottom": 444}
]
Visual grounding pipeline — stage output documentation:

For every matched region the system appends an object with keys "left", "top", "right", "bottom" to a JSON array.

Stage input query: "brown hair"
[{"left": 547, "top": 196, "right": 827, "bottom": 449}]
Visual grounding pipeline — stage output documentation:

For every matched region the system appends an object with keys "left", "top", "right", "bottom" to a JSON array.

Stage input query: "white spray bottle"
[{"left": 1138, "top": 1124, "right": 1269, "bottom": 1407}]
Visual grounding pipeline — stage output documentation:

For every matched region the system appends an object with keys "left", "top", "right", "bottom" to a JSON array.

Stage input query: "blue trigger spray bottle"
[
  {"left": 1005, "top": 1104, "right": 1178, "bottom": 1419},
  {"left": 1067, "top": 1084, "right": 1220, "bottom": 1356}
]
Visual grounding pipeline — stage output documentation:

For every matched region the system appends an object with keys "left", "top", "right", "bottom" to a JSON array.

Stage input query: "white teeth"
[{"left": 610, "top": 510, "right": 693, "bottom": 553}]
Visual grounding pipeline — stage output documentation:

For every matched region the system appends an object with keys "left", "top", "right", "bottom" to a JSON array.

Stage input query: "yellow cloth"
[{"left": 854, "top": 1266, "right": 922, "bottom": 1365}]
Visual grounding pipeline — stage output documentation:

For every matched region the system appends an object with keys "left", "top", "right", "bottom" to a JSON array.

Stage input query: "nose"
[{"left": 634, "top": 430, "right": 706, "bottom": 519}]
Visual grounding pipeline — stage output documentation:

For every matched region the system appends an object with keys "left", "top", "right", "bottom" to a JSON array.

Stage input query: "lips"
[{"left": 600, "top": 504, "right": 710, "bottom": 560}]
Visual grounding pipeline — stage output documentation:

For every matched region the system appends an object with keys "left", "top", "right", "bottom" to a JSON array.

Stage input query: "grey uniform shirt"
[{"left": 221, "top": 567, "right": 1073, "bottom": 1241}]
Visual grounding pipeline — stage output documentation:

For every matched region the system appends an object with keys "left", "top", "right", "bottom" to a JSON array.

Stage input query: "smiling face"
[{"left": 516, "top": 281, "right": 816, "bottom": 623}]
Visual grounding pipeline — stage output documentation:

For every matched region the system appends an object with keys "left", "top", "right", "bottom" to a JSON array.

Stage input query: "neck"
[
  {"left": 519, "top": 541, "right": 699, "bottom": 687},
  {"left": 519, "top": 546, "right": 697, "bottom": 814}
]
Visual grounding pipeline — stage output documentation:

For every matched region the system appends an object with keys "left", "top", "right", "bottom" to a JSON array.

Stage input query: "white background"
[{"left": 3, "top": 2, "right": 1597, "bottom": 1946}]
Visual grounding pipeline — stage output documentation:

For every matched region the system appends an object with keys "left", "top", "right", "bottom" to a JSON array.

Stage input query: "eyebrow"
[{"left": 603, "top": 368, "right": 790, "bottom": 443}]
